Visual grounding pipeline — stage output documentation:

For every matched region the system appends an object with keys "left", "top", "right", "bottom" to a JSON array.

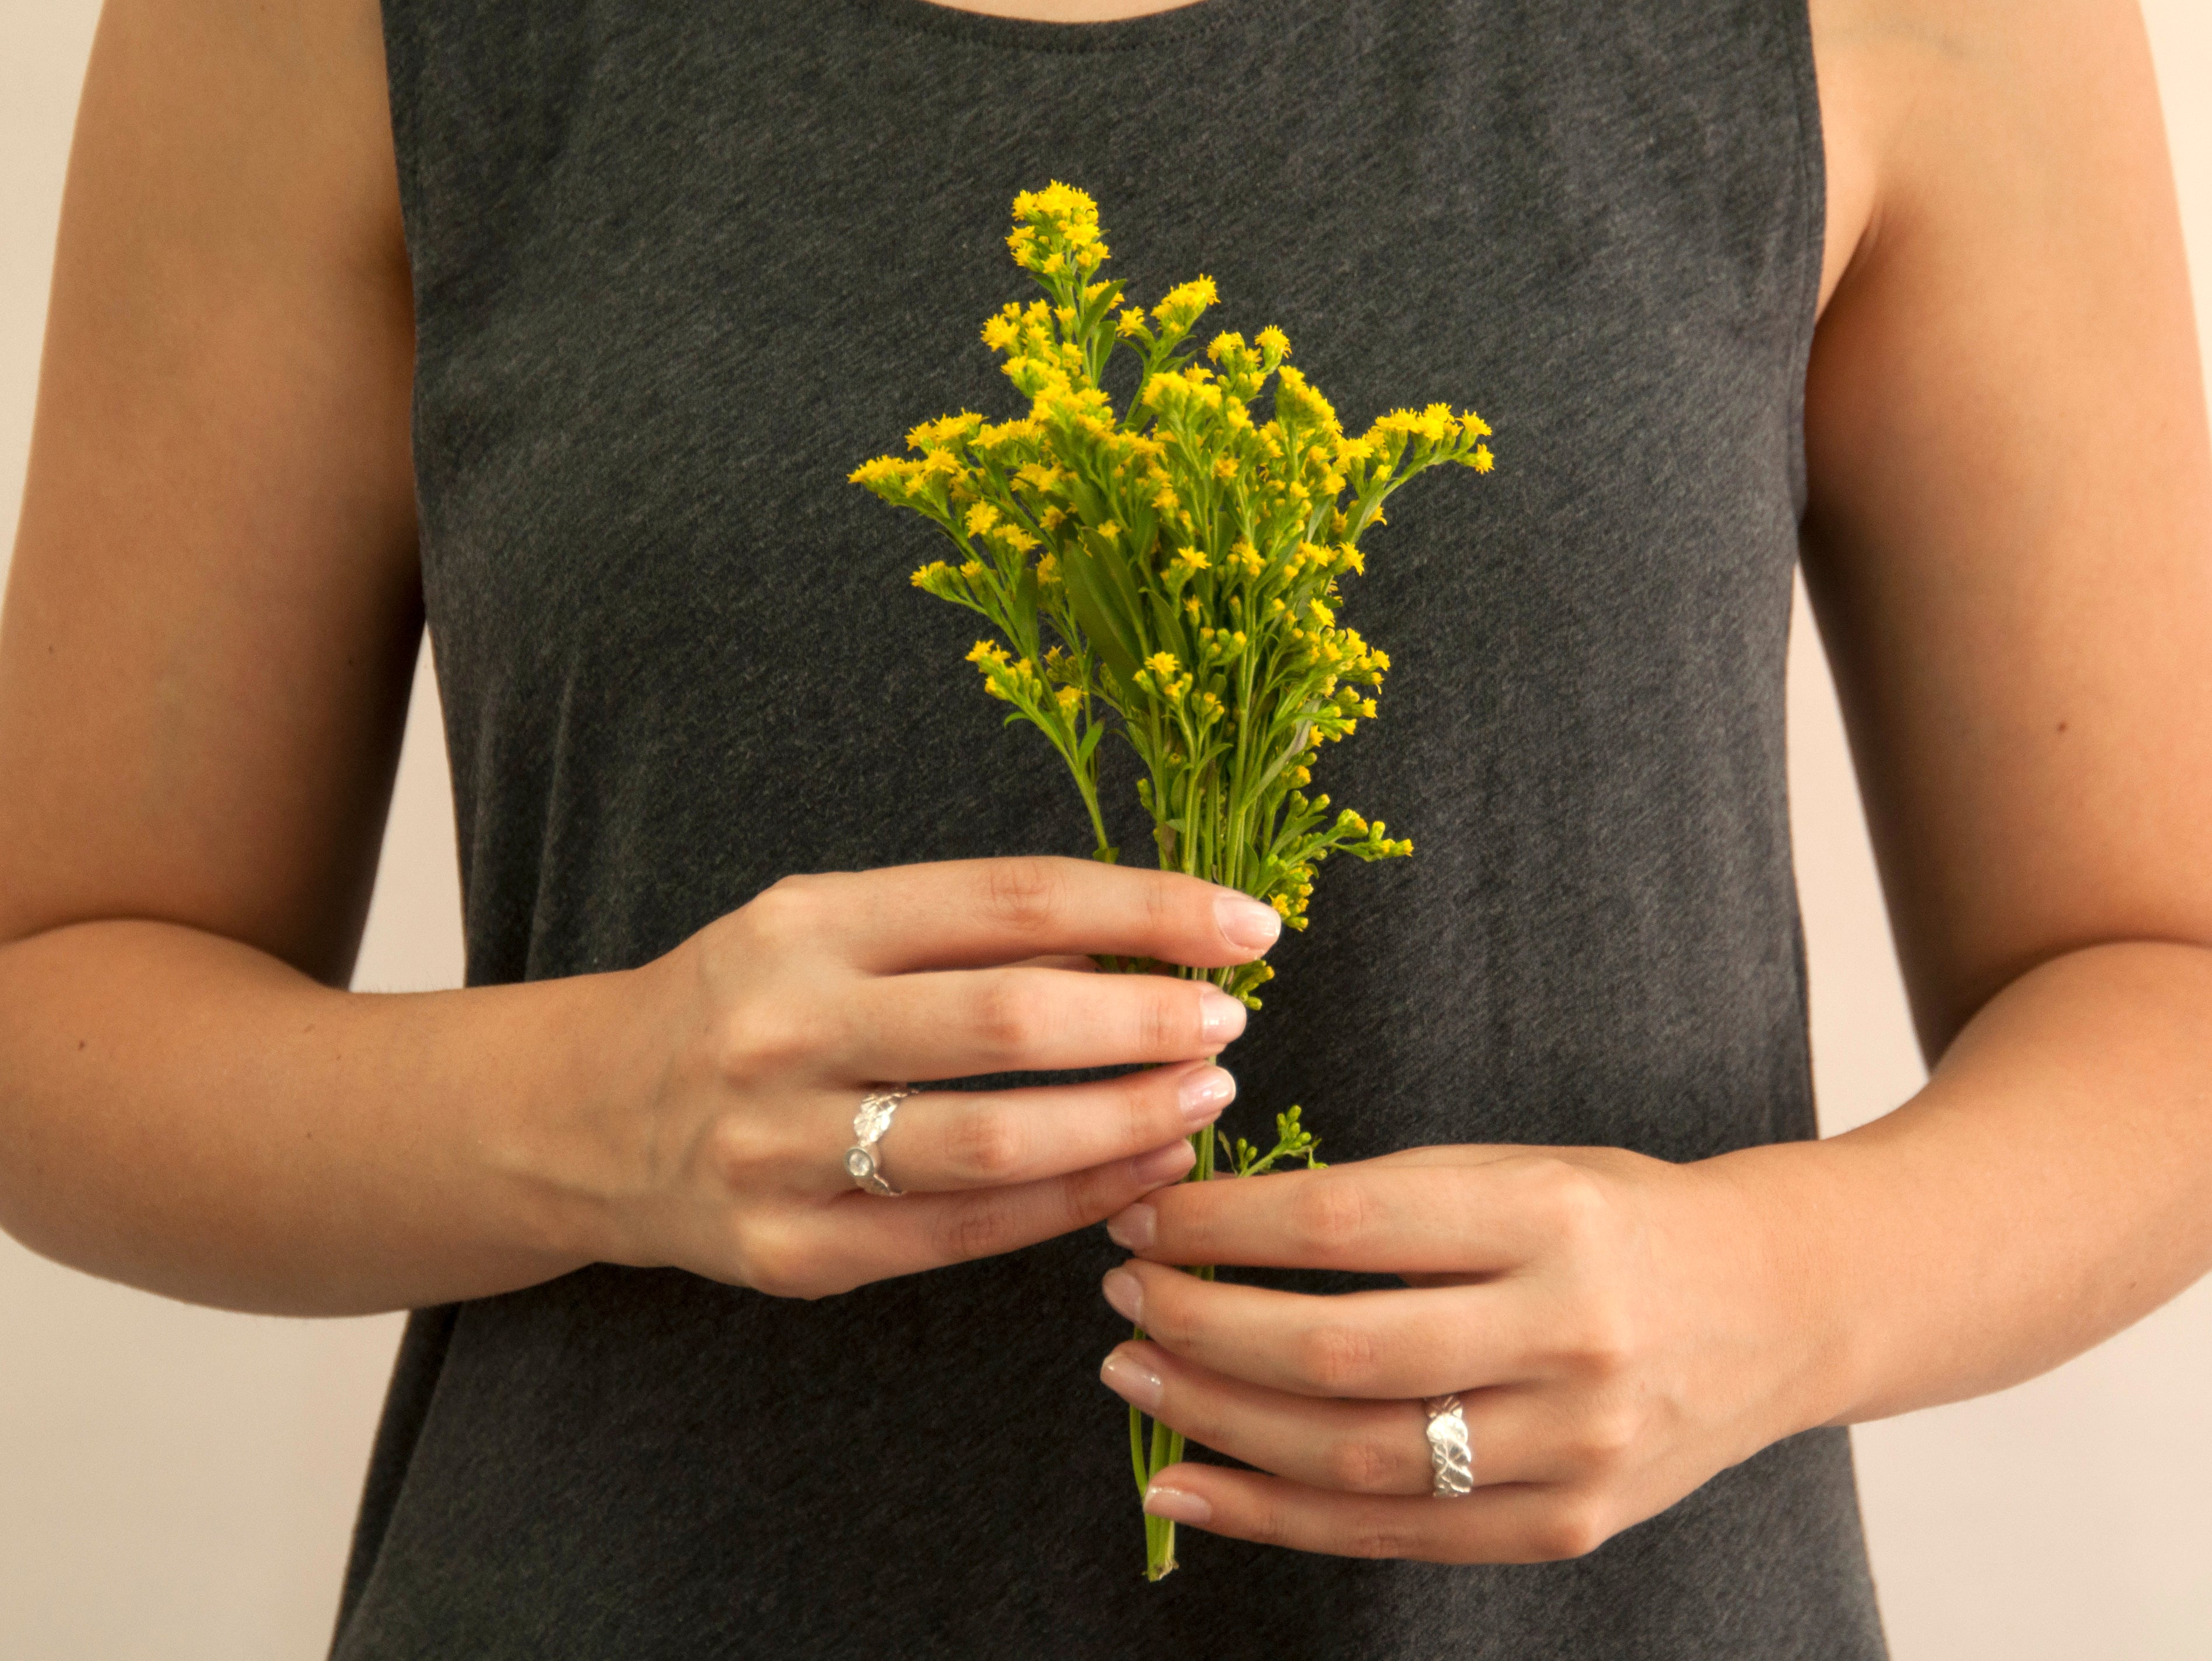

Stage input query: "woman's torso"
[{"left": 332, "top": 2, "right": 1885, "bottom": 1653}]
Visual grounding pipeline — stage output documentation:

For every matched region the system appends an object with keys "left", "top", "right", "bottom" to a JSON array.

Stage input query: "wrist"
[
  {"left": 467, "top": 958, "right": 675, "bottom": 1274},
  {"left": 1693, "top": 1140, "right": 1877, "bottom": 1439}
]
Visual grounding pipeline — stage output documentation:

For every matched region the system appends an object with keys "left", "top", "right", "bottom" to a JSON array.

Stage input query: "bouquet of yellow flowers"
[{"left": 852, "top": 181, "right": 1494, "bottom": 1579}]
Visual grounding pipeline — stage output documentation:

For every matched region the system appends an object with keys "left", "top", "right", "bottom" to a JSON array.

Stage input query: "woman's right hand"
[{"left": 573, "top": 856, "right": 1283, "bottom": 1298}]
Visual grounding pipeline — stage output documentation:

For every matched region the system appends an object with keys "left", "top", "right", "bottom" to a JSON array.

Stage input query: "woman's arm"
[
  {"left": 1088, "top": 0, "right": 2212, "bottom": 1558},
  {"left": 1784, "top": 0, "right": 2212, "bottom": 1417},
  {"left": 0, "top": 0, "right": 1278, "bottom": 1316}
]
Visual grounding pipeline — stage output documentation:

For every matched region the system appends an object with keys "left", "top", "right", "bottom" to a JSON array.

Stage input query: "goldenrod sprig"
[
  {"left": 1216, "top": 1105, "right": 1325, "bottom": 1178},
  {"left": 851, "top": 181, "right": 1497, "bottom": 1581}
]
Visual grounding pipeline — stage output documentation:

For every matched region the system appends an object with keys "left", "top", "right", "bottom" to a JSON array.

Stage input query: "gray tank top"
[{"left": 337, "top": 2, "right": 1884, "bottom": 1655}]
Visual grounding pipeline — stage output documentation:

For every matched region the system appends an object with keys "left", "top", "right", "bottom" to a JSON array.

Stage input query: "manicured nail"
[
  {"left": 1099, "top": 1346, "right": 1164, "bottom": 1410},
  {"left": 1130, "top": 1142, "right": 1193, "bottom": 1187},
  {"left": 1106, "top": 1201, "right": 1157, "bottom": 1251},
  {"left": 1198, "top": 988, "right": 1247, "bottom": 1044},
  {"left": 1178, "top": 1064, "right": 1235, "bottom": 1126},
  {"left": 1215, "top": 891, "right": 1283, "bottom": 951},
  {"left": 1143, "top": 1484, "right": 1212, "bottom": 1526},
  {"left": 1101, "top": 1268, "right": 1143, "bottom": 1324}
]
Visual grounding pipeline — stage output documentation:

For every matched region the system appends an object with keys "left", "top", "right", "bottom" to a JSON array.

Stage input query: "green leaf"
[{"left": 1058, "top": 538, "right": 1144, "bottom": 686}]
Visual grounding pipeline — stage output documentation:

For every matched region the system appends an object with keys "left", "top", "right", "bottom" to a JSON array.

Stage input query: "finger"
[
  {"left": 763, "top": 857, "right": 1281, "bottom": 974},
  {"left": 837, "top": 965, "right": 1247, "bottom": 1080},
  {"left": 1005, "top": 953, "right": 1099, "bottom": 973},
  {"left": 1105, "top": 1159, "right": 1583, "bottom": 1274},
  {"left": 1103, "top": 1261, "right": 1542, "bottom": 1399},
  {"left": 862, "top": 1063, "right": 1234, "bottom": 1194},
  {"left": 1136, "top": 1465, "right": 1611, "bottom": 1565},
  {"left": 1100, "top": 1343, "right": 1581, "bottom": 1492},
  {"left": 775, "top": 1138, "right": 1198, "bottom": 1295}
]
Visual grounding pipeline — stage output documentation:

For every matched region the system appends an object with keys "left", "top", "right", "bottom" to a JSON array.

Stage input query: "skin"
[{"left": 1, "top": 0, "right": 2208, "bottom": 1573}]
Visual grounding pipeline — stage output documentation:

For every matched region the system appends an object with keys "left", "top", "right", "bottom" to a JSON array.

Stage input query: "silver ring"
[
  {"left": 1420, "top": 1393, "right": 1474, "bottom": 1498},
  {"left": 846, "top": 1086, "right": 911, "bottom": 1196}
]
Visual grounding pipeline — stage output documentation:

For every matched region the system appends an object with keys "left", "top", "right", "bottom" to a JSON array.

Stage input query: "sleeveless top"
[{"left": 337, "top": 2, "right": 1885, "bottom": 1655}]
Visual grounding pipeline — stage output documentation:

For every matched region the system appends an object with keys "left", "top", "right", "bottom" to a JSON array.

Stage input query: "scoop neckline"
[{"left": 856, "top": 0, "right": 1297, "bottom": 52}]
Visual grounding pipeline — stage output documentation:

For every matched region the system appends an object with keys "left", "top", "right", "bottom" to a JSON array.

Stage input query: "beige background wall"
[{"left": 2, "top": 4, "right": 2208, "bottom": 1655}]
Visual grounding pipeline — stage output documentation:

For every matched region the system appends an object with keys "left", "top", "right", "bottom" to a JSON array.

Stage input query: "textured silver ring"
[
  {"left": 1420, "top": 1393, "right": 1475, "bottom": 1498},
  {"left": 845, "top": 1086, "right": 911, "bottom": 1197}
]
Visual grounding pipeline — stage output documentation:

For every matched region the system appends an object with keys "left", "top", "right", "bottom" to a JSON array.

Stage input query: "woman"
[{"left": 1, "top": 0, "right": 2206, "bottom": 1654}]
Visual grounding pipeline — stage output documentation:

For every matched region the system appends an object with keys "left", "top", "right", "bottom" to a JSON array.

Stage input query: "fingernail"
[
  {"left": 1214, "top": 891, "right": 1282, "bottom": 951},
  {"left": 1198, "top": 988, "right": 1247, "bottom": 1044},
  {"left": 1130, "top": 1142, "right": 1193, "bottom": 1188},
  {"left": 1178, "top": 1064, "right": 1235, "bottom": 1126},
  {"left": 1101, "top": 1267, "right": 1143, "bottom": 1323},
  {"left": 1143, "top": 1484, "right": 1212, "bottom": 1526},
  {"left": 1099, "top": 1346, "right": 1164, "bottom": 1410},
  {"left": 1106, "top": 1201, "right": 1157, "bottom": 1251}
]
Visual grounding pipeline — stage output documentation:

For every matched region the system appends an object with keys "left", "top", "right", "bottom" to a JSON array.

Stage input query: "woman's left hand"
[{"left": 1096, "top": 1144, "right": 1837, "bottom": 1562}]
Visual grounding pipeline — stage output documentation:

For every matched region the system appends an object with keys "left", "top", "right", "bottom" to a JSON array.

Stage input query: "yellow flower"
[
  {"left": 1255, "top": 324, "right": 1290, "bottom": 359},
  {"left": 1472, "top": 444, "right": 1495, "bottom": 473},
  {"left": 1213, "top": 455, "right": 1239, "bottom": 481},
  {"left": 1151, "top": 276, "right": 1219, "bottom": 327},
  {"left": 1274, "top": 365, "right": 1340, "bottom": 433},
  {"left": 1146, "top": 651, "right": 1180, "bottom": 678},
  {"left": 965, "top": 502, "right": 1001, "bottom": 536}
]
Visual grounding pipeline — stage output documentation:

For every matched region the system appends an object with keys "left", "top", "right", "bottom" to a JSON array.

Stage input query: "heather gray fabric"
[{"left": 335, "top": 1, "right": 1886, "bottom": 1654}]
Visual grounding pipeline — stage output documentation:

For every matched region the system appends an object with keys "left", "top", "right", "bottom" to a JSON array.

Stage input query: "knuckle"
[
  {"left": 1343, "top": 1521, "right": 1422, "bottom": 1560},
  {"left": 715, "top": 997, "right": 838, "bottom": 1086},
  {"left": 1293, "top": 1322, "right": 1381, "bottom": 1394},
  {"left": 1527, "top": 1159, "right": 1614, "bottom": 1248},
  {"left": 1244, "top": 1500, "right": 1299, "bottom": 1551},
  {"left": 704, "top": 1117, "right": 776, "bottom": 1196},
  {"left": 970, "top": 975, "right": 1048, "bottom": 1061},
  {"left": 1325, "top": 1435, "right": 1406, "bottom": 1495},
  {"left": 1564, "top": 1297, "right": 1638, "bottom": 1379},
  {"left": 1286, "top": 1175, "right": 1369, "bottom": 1257},
  {"left": 731, "top": 1218, "right": 814, "bottom": 1300},
  {"left": 1577, "top": 1412, "right": 1640, "bottom": 1474},
  {"left": 1137, "top": 985, "right": 1202, "bottom": 1055},
  {"left": 1528, "top": 1498, "right": 1614, "bottom": 1562},
  {"left": 944, "top": 1106, "right": 1030, "bottom": 1184},
  {"left": 1118, "top": 1075, "right": 1167, "bottom": 1151},
  {"left": 1143, "top": 871, "right": 1188, "bottom": 942},
  {"left": 984, "top": 857, "right": 1070, "bottom": 935},
  {"left": 745, "top": 873, "right": 834, "bottom": 953},
  {"left": 939, "top": 1192, "right": 1022, "bottom": 1264},
  {"left": 1058, "top": 1165, "right": 1120, "bottom": 1233}
]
